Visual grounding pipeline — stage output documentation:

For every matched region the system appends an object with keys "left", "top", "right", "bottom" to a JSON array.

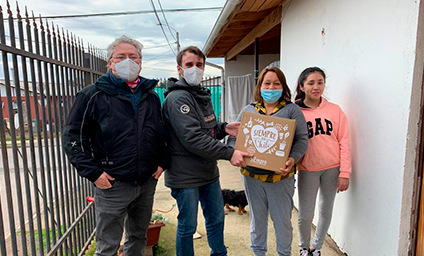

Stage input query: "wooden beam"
[
  {"left": 226, "top": 5, "right": 282, "bottom": 61},
  {"left": 261, "top": 0, "right": 286, "bottom": 11},
  {"left": 232, "top": 10, "right": 270, "bottom": 21},
  {"left": 249, "top": 0, "right": 267, "bottom": 12}
]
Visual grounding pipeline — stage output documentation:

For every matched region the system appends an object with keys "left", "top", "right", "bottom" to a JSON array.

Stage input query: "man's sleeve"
[
  {"left": 165, "top": 95, "right": 234, "bottom": 160},
  {"left": 158, "top": 101, "right": 171, "bottom": 170},
  {"left": 215, "top": 122, "right": 228, "bottom": 140},
  {"left": 62, "top": 92, "right": 102, "bottom": 182}
]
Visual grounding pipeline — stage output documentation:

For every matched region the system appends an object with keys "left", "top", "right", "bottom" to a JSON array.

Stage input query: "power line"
[
  {"left": 149, "top": 0, "right": 176, "bottom": 56},
  {"left": 157, "top": 0, "right": 177, "bottom": 42},
  {"left": 4, "top": 7, "right": 222, "bottom": 20},
  {"left": 143, "top": 49, "right": 173, "bottom": 64}
]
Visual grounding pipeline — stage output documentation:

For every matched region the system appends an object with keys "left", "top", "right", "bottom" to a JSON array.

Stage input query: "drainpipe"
[
  {"left": 254, "top": 37, "right": 259, "bottom": 85},
  {"left": 206, "top": 61, "right": 226, "bottom": 122}
]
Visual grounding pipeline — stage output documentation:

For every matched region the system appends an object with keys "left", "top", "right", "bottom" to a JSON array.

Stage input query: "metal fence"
[
  {"left": 155, "top": 76, "right": 222, "bottom": 121},
  {"left": 0, "top": 3, "right": 225, "bottom": 256},
  {"left": 0, "top": 2, "right": 106, "bottom": 256}
]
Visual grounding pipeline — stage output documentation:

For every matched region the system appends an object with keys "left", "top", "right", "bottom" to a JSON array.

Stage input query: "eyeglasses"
[{"left": 112, "top": 55, "right": 140, "bottom": 62}]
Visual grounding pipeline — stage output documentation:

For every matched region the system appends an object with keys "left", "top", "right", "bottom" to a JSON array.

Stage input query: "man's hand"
[
  {"left": 276, "top": 157, "right": 295, "bottom": 176},
  {"left": 94, "top": 172, "right": 115, "bottom": 189},
  {"left": 225, "top": 122, "right": 240, "bottom": 137},
  {"left": 230, "top": 150, "right": 253, "bottom": 167},
  {"left": 152, "top": 166, "right": 164, "bottom": 180},
  {"left": 337, "top": 177, "right": 349, "bottom": 193}
]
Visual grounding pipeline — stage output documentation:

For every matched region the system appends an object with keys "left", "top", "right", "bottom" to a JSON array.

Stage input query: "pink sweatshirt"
[{"left": 297, "top": 98, "right": 351, "bottom": 178}]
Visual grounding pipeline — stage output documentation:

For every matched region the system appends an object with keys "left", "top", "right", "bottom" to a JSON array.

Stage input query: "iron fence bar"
[
  {"left": 53, "top": 23, "right": 70, "bottom": 256},
  {"left": 69, "top": 33, "right": 82, "bottom": 252},
  {"left": 7, "top": 3, "right": 30, "bottom": 254},
  {"left": 40, "top": 16, "right": 58, "bottom": 249},
  {"left": 28, "top": 11, "right": 47, "bottom": 256},
  {"left": 0, "top": 99, "right": 10, "bottom": 256},
  {"left": 88, "top": 44, "right": 94, "bottom": 84},
  {"left": 1, "top": 3, "right": 20, "bottom": 255},
  {"left": 76, "top": 36, "right": 89, "bottom": 247},
  {"left": 61, "top": 30, "right": 76, "bottom": 255},
  {"left": 45, "top": 20, "right": 60, "bottom": 249},
  {"left": 58, "top": 34, "right": 73, "bottom": 256},
  {"left": 0, "top": 11, "right": 12, "bottom": 255},
  {"left": 49, "top": 22, "right": 66, "bottom": 256},
  {"left": 16, "top": 6, "right": 38, "bottom": 255},
  {"left": 34, "top": 14, "right": 53, "bottom": 251},
  {"left": 64, "top": 32, "right": 78, "bottom": 255},
  {"left": 62, "top": 28, "right": 72, "bottom": 114},
  {"left": 63, "top": 30, "right": 79, "bottom": 256}
]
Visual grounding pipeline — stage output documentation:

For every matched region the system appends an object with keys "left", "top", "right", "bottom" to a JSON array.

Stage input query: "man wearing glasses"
[{"left": 63, "top": 35, "right": 169, "bottom": 256}]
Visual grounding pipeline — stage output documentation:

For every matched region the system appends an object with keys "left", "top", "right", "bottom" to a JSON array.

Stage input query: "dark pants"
[{"left": 94, "top": 178, "right": 158, "bottom": 256}]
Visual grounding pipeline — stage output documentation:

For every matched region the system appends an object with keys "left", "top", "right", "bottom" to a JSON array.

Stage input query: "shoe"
[
  {"left": 311, "top": 249, "right": 321, "bottom": 256},
  {"left": 300, "top": 248, "right": 310, "bottom": 256},
  {"left": 193, "top": 231, "right": 202, "bottom": 239}
]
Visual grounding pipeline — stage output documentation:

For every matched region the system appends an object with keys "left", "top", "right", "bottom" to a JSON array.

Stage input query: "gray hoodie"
[{"left": 163, "top": 78, "right": 234, "bottom": 188}]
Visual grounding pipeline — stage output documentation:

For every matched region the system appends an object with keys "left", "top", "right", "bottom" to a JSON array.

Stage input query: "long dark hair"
[
  {"left": 253, "top": 67, "right": 291, "bottom": 104},
  {"left": 295, "top": 67, "right": 326, "bottom": 101}
]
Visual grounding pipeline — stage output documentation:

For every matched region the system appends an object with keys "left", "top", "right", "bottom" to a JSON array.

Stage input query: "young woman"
[
  {"left": 228, "top": 67, "right": 308, "bottom": 256},
  {"left": 295, "top": 67, "right": 351, "bottom": 256}
]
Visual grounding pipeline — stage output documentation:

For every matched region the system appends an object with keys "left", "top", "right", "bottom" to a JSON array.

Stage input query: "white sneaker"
[
  {"left": 311, "top": 249, "right": 321, "bottom": 256},
  {"left": 300, "top": 248, "right": 310, "bottom": 256}
]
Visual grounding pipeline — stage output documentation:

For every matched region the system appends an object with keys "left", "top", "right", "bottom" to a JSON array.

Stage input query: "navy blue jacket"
[{"left": 63, "top": 73, "right": 170, "bottom": 185}]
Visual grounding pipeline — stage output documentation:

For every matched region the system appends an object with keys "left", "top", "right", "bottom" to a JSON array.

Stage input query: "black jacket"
[
  {"left": 163, "top": 78, "right": 234, "bottom": 188},
  {"left": 63, "top": 73, "right": 170, "bottom": 185}
]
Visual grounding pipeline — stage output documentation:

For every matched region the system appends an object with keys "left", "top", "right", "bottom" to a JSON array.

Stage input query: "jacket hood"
[
  {"left": 95, "top": 73, "right": 158, "bottom": 95},
  {"left": 164, "top": 77, "right": 211, "bottom": 103},
  {"left": 296, "top": 97, "right": 328, "bottom": 110}
]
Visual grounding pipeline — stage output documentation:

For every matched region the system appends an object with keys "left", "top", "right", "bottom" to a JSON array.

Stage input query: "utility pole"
[{"left": 176, "top": 32, "right": 180, "bottom": 53}]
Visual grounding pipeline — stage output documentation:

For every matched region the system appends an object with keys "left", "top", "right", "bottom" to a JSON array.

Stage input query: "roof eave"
[{"left": 203, "top": 0, "right": 243, "bottom": 57}]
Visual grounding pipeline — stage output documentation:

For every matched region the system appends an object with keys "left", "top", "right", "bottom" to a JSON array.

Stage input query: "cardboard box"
[{"left": 234, "top": 112, "right": 297, "bottom": 173}]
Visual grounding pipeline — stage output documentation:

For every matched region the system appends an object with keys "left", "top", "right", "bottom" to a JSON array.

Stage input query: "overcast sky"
[{"left": 1, "top": 0, "right": 227, "bottom": 78}]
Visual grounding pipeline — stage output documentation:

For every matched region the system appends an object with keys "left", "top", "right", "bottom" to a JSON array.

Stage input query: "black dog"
[{"left": 222, "top": 189, "right": 248, "bottom": 215}]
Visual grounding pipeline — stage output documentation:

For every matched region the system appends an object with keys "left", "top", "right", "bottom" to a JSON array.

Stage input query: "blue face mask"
[{"left": 261, "top": 89, "right": 283, "bottom": 103}]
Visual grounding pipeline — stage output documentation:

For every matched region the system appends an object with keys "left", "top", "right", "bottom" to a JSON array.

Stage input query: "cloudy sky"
[{"left": 1, "top": 0, "right": 227, "bottom": 78}]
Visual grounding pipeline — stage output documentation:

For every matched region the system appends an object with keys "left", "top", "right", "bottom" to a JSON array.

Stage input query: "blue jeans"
[{"left": 171, "top": 179, "right": 227, "bottom": 256}]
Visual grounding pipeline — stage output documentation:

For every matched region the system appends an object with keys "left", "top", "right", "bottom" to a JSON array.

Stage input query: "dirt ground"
[{"left": 152, "top": 160, "right": 344, "bottom": 256}]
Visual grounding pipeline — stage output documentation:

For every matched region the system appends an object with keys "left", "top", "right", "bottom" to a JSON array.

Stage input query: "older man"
[{"left": 63, "top": 35, "right": 169, "bottom": 256}]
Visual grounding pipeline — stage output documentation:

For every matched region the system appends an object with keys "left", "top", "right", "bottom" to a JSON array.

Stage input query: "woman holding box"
[{"left": 228, "top": 67, "right": 308, "bottom": 256}]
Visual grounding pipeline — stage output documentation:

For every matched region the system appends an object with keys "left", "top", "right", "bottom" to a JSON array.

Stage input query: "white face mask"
[
  {"left": 181, "top": 66, "right": 204, "bottom": 86},
  {"left": 113, "top": 58, "right": 141, "bottom": 81}
]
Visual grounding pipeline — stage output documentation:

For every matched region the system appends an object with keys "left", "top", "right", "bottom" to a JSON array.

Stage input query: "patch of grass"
[
  {"left": 83, "top": 238, "right": 96, "bottom": 256},
  {"left": 155, "top": 223, "right": 177, "bottom": 256}
]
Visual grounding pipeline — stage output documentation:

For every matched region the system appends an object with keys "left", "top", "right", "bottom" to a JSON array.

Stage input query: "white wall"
[
  {"left": 280, "top": 0, "right": 423, "bottom": 255},
  {"left": 223, "top": 54, "right": 279, "bottom": 121},
  {"left": 225, "top": 54, "right": 279, "bottom": 78}
]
